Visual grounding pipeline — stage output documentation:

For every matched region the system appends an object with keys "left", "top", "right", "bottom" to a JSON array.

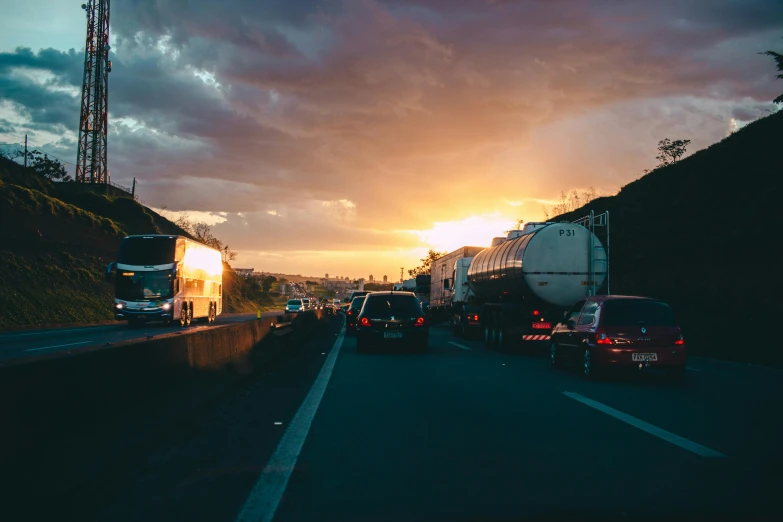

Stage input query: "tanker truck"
[{"left": 467, "top": 214, "right": 608, "bottom": 349}]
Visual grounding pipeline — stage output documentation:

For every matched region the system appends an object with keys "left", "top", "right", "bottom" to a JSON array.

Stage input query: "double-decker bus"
[{"left": 108, "top": 235, "right": 223, "bottom": 326}]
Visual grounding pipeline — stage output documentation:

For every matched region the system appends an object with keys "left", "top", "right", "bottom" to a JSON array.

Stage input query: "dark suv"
[
  {"left": 345, "top": 295, "right": 367, "bottom": 332},
  {"left": 355, "top": 292, "right": 428, "bottom": 353},
  {"left": 550, "top": 295, "right": 686, "bottom": 380}
]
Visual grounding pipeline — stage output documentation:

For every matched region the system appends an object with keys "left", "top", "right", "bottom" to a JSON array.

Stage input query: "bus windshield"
[
  {"left": 117, "top": 236, "right": 177, "bottom": 265},
  {"left": 116, "top": 270, "right": 173, "bottom": 301}
]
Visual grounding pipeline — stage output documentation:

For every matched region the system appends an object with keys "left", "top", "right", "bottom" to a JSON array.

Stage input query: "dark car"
[
  {"left": 355, "top": 292, "right": 428, "bottom": 353},
  {"left": 345, "top": 295, "right": 367, "bottom": 331},
  {"left": 550, "top": 295, "right": 686, "bottom": 380}
]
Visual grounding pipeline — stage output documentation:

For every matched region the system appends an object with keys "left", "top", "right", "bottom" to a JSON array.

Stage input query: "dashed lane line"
[{"left": 563, "top": 391, "right": 725, "bottom": 458}]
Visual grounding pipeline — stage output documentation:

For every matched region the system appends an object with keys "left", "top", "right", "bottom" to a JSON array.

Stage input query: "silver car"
[{"left": 285, "top": 299, "right": 303, "bottom": 313}]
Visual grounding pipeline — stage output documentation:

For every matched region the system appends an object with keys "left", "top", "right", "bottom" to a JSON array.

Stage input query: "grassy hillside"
[
  {"left": 553, "top": 110, "right": 783, "bottom": 365},
  {"left": 0, "top": 158, "right": 269, "bottom": 328}
]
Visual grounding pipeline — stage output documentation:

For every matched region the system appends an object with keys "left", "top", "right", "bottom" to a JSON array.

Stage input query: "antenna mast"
[{"left": 76, "top": 0, "right": 111, "bottom": 184}]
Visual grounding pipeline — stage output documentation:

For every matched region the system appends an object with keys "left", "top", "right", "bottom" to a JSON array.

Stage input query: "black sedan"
[{"left": 355, "top": 292, "right": 428, "bottom": 353}]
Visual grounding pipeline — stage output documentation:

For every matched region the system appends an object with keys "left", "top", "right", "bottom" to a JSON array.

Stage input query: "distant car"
[
  {"left": 355, "top": 292, "right": 428, "bottom": 353},
  {"left": 345, "top": 296, "right": 367, "bottom": 332},
  {"left": 301, "top": 297, "right": 311, "bottom": 310},
  {"left": 347, "top": 291, "right": 370, "bottom": 303},
  {"left": 285, "top": 299, "right": 303, "bottom": 313},
  {"left": 550, "top": 295, "right": 686, "bottom": 381}
]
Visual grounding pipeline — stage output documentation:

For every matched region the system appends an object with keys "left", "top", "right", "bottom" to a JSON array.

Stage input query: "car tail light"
[
  {"left": 347, "top": 309, "right": 353, "bottom": 316},
  {"left": 595, "top": 328, "right": 612, "bottom": 345},
  {"left": 472, "top": 314, "right": 479, "bottom": 321},
  {"left": 415, "top": 317, "right": 425, "bottom": 326},
  {"left": 360, "top": 317, "right": 371, "bottom": 327},
  {"left": 675, "top": 334, "right": 684, "bottom": 345},
  {"left": 533, "top": 310, "right": 539, "bottom": 316}
]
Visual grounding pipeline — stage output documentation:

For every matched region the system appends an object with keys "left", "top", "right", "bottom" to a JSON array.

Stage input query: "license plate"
[
  {"left": 532, "top": 322, "right": 551, "bottom": 329},
  {"left": 632, "top": 353, "right": 658, "bottom": 362},
  {"left": 384, "top": 332, "right": 403, "bottom": 339}
]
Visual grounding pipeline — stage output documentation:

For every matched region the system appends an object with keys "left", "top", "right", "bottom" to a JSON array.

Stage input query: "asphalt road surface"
[
  {"left": 72, "top": 318, "right": 783, "bottom": 521},
  {"left": 0, "top": 312, "right": 281, "bottom": 363}
]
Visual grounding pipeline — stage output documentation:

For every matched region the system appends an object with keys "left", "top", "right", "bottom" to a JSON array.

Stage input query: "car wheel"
[
  {"left": 180, "top": 306, "right": 188, "bottom": 327},
  {"left": 583, "top": 349, "right": 600, "bottom": 379},
  {"left": 186, "top": 304, "right": 193, "bottom": 326},
  {"left": 550, "top": 342, "right": 562, "bottom": 368}
]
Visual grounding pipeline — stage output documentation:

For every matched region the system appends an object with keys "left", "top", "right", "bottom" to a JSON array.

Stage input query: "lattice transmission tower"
[{"left": 75, "top": 0, "right": 112, "bottom": 184}]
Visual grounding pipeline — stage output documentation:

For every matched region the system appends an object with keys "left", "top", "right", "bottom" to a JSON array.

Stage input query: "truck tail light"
[{"left": 595, "top": 329, "right": 613, "bottom": 345}]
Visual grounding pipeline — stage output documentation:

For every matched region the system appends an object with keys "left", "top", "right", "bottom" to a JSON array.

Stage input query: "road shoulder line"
[
  {"left": 235, "top": 324, "right": 346, "bottom": 522},
  {"left": 448, "top": 341, "right": 472, "bottom": 351}
]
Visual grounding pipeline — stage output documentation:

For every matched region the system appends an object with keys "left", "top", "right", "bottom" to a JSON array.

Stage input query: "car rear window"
[
  {"left": 350, "top": 297, "right": 366, "bottom": 309},
  {"left": 602, "top": 299, "right": 675, "bottom": 327},
  {"left": 287, "top": 300, "right": 300, "bottom": 305},
  {"left": 362, "top": 295, "right": 421, "bottom": 318}
]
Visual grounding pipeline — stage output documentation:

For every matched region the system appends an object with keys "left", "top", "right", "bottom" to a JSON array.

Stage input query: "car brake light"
[
  {"left": 595, "top": 328, "right": 612, "bottom": 345},
  {"left": 360, "top": 317, "right": 370, "bottom": 327},
  {"left": 347, "top": 310, "right": 353, "bottom": 315},
  {"left": 675, "top": 334, "right": 684, "bottom": 345},
  {"left": 473, "top": 314, "right": 479, "bottom": 321},
  {"left": 533, "top": 310, "right": 539, "bottom": 316},
  {"left": 415, "top": 317, "right": 425, "bottom": 326}
]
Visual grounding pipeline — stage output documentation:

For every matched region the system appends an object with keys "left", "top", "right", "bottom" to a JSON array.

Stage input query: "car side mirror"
[
  {"left": 566, "top": 319, "right": 576, "bottom": 329},
  {"left": 105, "top": 261, "right": 116, "bottom": 283}
]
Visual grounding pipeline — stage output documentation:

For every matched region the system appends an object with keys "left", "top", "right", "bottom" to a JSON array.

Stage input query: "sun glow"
[{"left": 411, "top": 214, "right": 515, "bottom": 253}]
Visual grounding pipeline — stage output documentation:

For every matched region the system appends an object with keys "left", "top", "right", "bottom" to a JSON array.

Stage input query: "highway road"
[
  {"left": 0, "top": 312, "right": 281, "bottom": 363},
  {"left": 24, "top": 316, "right": 778, "bottom": 521}
]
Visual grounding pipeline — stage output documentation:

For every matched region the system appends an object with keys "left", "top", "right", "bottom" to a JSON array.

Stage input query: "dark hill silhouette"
[{"left": 553, "top": 109, "right": 783, "bottom": 365}]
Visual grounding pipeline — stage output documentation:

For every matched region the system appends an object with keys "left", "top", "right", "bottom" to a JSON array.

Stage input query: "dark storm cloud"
[{"left": 1, "top": 0, "right": 781, "bottom": 248}]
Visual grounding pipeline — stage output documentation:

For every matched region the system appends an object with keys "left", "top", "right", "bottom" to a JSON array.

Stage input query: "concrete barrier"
[{"left": 0, "top": 309, "right": 328, "bottom": 463}]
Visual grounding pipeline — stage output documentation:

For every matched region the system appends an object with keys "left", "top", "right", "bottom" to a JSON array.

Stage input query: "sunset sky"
[{"left": 1, "top": 0, "right": 781, "bottom": 280}]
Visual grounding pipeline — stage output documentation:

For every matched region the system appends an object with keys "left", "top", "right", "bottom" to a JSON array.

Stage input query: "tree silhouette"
[
  {"left": 28, "top": 151, "right": 72, "bottom": 181},
  {"left": 408, "top": 249, "right": 446, "bottom": 277},
  {"left": 655, "top": 138, "right": 691, "bottom": 168},
  {"left": 760, "top": 37, "right": 783, "bottom": 104}
]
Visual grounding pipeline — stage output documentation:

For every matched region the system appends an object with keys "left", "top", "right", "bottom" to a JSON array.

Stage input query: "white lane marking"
[
  {"left": 23, "top": 341, "right": 92, "bottom": 352},
  {"left": 563, "top": 391, "right": 725, "bottom": 458},
  {"left": 448, "top": 341, "right": 472, "bottom": 351},
  {"left": 686, "top": 367, "right": 702, "bottom": 372},
  {"left": 235, "top": 325, "right": 346, "bottom": 522}
]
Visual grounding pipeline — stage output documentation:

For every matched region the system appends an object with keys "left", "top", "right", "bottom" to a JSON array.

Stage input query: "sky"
[{"left": 1, "top": 0, "right": 781, "bottom": 280}]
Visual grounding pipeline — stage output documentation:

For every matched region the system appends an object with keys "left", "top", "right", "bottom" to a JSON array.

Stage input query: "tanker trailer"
[{"left": 467, "top": 221, "right": 607, "bottom": 349}]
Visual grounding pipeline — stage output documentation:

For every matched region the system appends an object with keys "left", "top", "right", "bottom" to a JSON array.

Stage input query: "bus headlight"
[{"left": 162, "top": 303, "right": 171, "bottom": 310}]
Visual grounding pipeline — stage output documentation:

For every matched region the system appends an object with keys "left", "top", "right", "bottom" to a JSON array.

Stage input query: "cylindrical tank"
[{"left": 467, "top": 222, "right": 606, "bottom": 307}]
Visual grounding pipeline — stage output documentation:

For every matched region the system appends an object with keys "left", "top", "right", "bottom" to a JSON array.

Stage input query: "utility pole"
[
  {"left": 24, "top": 134, "right": 28, "bottom": 168},
  {"left": 131, "top": 177, "right": 136, "bottom": 198},
  {"left": 76, "top": 0, "right": 111, "bottom": 185},
  {"left": 400, "top": 267, "right": 404, "bottom": 283}
]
